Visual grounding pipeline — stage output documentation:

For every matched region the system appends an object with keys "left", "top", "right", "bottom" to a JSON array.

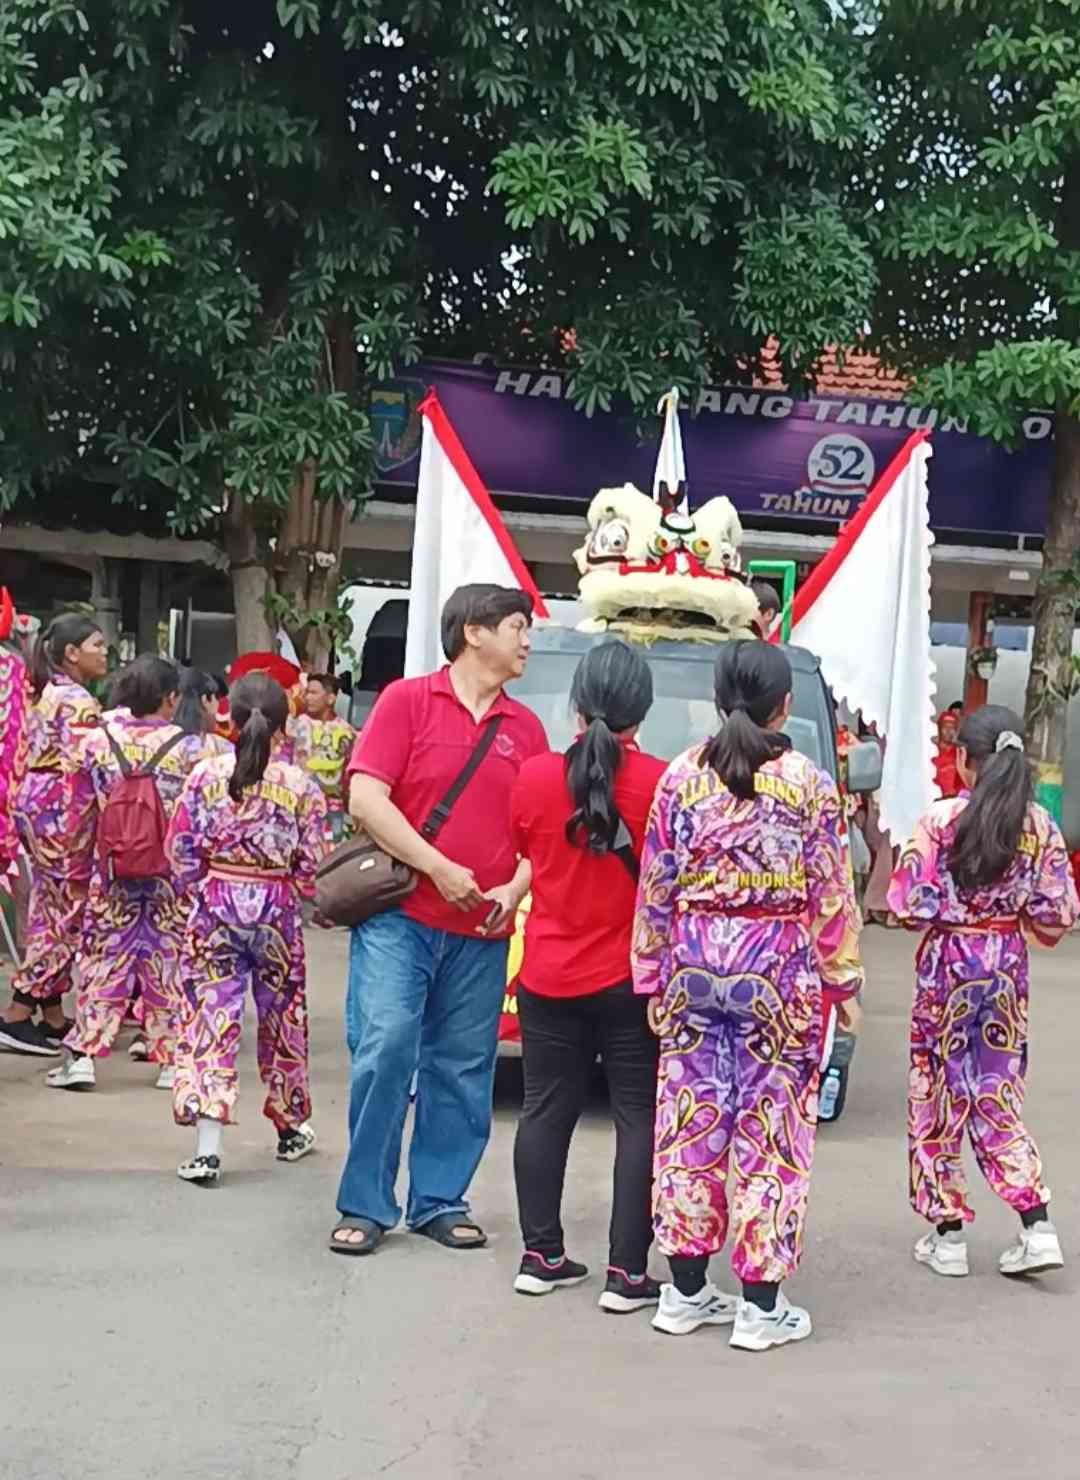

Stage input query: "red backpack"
[{"left": 98, "top": 729, "right": 186, "bottom": 881}]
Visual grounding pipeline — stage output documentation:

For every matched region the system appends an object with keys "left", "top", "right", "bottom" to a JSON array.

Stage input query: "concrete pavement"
[{"left": 2, "top": 927, "right": 1079, "bottom": 1480}]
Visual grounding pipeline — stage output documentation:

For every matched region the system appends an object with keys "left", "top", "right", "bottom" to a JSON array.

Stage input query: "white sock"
[{"left": 195, "top": 1116, "right": 224, "bottom": 1160}]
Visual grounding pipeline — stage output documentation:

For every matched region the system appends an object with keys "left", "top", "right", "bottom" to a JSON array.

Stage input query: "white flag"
[
  {"left": 788, "top": 432, "right": 937, "bottom": 845},
  {"left": 653, "top": 387, "right": 687, "bottom": 515},
  {"left": 404, "top": 391, "right": 549, "bottom": 678}
]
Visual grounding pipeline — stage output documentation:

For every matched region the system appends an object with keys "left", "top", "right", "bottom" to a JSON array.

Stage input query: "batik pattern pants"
[
  {"left": 12, "top": 784, "right": 89, "bottom": 1003},
  {"left": 172, "top": 883, "right": 310, "bottom": 1133},
  {"left": 12, "top": 866, "right": 88, "bottom": 1004},
  {"left": 653, "top": 955, "right": 820, "bottom": 1285},
  {"left": 909, "top": 930, "right": 1048, "bottom": 1224},
  {"left": 66, "top": 878, "right": 184, "bottom": 1063}
]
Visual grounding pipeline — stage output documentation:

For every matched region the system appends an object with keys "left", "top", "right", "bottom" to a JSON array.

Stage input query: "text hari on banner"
[{"left": 405, "top": 392, "right": 549, "bottom": 678}]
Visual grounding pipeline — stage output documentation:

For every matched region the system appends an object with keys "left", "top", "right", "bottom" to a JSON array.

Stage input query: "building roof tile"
[{"left": 749, "top": 337, "right": 911, "bottom": 400}]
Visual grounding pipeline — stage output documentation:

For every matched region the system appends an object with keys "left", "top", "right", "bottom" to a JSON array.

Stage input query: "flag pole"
[{"left": 653, "top": 386, "right": 688, "bottom": 515}]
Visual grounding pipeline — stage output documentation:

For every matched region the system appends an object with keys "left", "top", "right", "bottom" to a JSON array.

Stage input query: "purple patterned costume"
[
  {"left": 165, "top": 749, "right": 327, "bottom": 1132},
  {"left": 11, "top": 676, "right": 100, "bottom": 1001},
  {"left": 64, "top": 717, "right": 213, "bottom": 1064},
  {"left": 887, "top": 797, "right": 1078, "bottom": 1225},
  {"left": 633, "top": 745, "right": 863, "bottom": 1284},
  {"left": 0, "top": 645, "right": 28, "bottom": 885}
]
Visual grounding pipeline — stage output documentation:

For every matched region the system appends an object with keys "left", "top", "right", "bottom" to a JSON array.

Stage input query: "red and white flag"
[
  {"left": 405, "top": 391, "right": 548, "bottom": 677},
  {"left": 787, "top": 431, "right": 937, "bottom": 845}
]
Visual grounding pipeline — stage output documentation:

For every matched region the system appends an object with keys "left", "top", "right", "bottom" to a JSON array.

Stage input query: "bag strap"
[
  {"left": 106, "top": 728, "right": 186, "bottom": 780},
  {"left": 611, "top": 814, "right": 640, "bottom": 883},
  {"left": 104, "top": 728, "right": 133, "bottom": 779},
  {"left": 420, "top": 716, "right": 503, "bottom": 841},
  {"left": 144, "top": 730, "right": 187, "bottom": 774}
]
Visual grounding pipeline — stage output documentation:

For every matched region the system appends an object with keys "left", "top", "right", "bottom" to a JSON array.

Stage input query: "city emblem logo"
[{"left": 371, "top": 377, "right": 425, "bottom": 475}]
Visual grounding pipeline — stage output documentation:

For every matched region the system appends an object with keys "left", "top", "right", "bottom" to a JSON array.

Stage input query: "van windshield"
[{"left": 510, "top": 628, "right": 835, "bottom": 777}]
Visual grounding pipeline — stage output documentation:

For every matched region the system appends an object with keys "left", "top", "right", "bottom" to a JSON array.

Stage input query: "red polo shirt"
[
  {"left": 510, "top": 745, "right": 667, "bottom": 995},
  {"left": 346, "top": 667, "right": 547, "bottom": 936}
]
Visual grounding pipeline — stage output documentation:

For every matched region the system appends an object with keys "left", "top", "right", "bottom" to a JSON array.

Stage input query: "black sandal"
[
  {"left": 414, "top": 1213, "right": 488, "bottom": 1250},
  {"left": 329, "top": 1216, "right": 385, "bottom": 1256}
]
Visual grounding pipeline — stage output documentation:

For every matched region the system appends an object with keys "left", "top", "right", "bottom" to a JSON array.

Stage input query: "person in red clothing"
[
  {"left": 330, "top": 584, "right": 547, "bottom": 1257},
  {"left": 509, "top": 640, "right": 666, "bottom": 1313},
  {"left": 934, "top": 709, "right": 962, "bottom": 798}
]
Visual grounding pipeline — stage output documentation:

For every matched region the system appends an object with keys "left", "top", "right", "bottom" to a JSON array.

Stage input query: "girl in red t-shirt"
[
  {"left": 509, "top": 640, "right": 666, "bottom": 1314},
  {"left": 933, "top": 709, "right": 962, "bottom": 798}
]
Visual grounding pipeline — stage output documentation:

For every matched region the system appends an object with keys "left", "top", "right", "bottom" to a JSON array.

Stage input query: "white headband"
[{"left": 995, "top": 731, "right": 1024, "bottom": 754}]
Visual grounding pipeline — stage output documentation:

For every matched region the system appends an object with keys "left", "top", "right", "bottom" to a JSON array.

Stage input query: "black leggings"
[{"left": 513, "top": 980, "right": 659, "bottom": 1272}]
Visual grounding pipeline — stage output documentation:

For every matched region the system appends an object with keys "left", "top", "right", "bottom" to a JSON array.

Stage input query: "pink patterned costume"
[
  {"left": 0, "top": 644, "right": 29, "bottom": 887},
  {"left": 165, "top": 750, "right": 327, "bottom": 1132},
  {"left": 11, "top": 676, "right": 101, "bottom": 1002},
  {"left": 632, "top": 745, "right": 863, "bottom": 1284},
  {"left": 887, "top": 797, "right": 1078, "bottom": 1226},
  {"left": 64, "top": 718, "right": 211, "bottom": 1064}
]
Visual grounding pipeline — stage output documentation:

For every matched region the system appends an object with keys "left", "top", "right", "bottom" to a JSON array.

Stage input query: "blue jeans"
[{"left": 337, "top": 909, "right": 508, "bottom": 1230}]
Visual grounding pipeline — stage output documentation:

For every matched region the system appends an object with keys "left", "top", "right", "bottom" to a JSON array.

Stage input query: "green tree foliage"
[
  {"left": 862, "top": 0, "right": 1080, "bottom": 813},
  {"left": 1, "top": 0, "right": 876, "bottom": 660}
]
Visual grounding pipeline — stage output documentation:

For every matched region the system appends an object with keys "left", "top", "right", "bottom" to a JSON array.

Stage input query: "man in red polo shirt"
[{"left": 330, "top": 584, "right": 547, "bottom": 1257}]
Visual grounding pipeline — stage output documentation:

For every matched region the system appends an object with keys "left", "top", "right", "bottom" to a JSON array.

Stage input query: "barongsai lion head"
[{"left": 574, "top": 486, "right": 760, "bottom": 643}]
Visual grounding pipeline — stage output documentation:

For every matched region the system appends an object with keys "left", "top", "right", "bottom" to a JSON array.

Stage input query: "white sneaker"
[
  {"left": 729, "top": 1292, "right": 813, "bottom": 1352},
  {"left": 177, "top": 1154, "right": 221, "bottom": 1188},
  {"left": 914, "top": 1229, "right": 970, "bottom": 1278},
  {"left": 128, "top": 1036, "right": 148, "bottom": 1062},
  {"left": 154, "top": 1064, "right": 175, "bottom": 1091},
  {"left": 45, "top": 1053, "right": 96, "bottom": 1092},
  {"left": 651, "top": 1280, "right": 739, "bottom": 1336},
  {"left": 1000, "top": 1221, "right": 1064, "bottom": 1277}
]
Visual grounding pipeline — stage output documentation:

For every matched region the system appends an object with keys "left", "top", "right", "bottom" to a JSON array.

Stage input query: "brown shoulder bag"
[{"left": 314, "top": 716, "right": 503, "bottom": 927}]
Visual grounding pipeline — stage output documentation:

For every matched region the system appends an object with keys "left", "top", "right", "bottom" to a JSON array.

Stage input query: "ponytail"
[
  {"left": 565, "top": 717, "right": 624, "bottom": 852},
  {"left": 702, "top": 707, "right": 787, "bottom": 801},
  {"left": 28, "top": 635, "right": 52, "bottom": 700},
  {"left": 28, "top": 613, "right": 102, "bottom": 699},
  {"left": 230, "top": 708, "right": 273, "bottom": 802},
  {"left": 175, "top": 668, "right": 216, "bottom": 736},
  {"left": 227, "top": 672, "right": 289, "bottom": 803},
  {"left": 948, "top": 705, "right": 1033, "bottom": 891},
  {"left": 562, "top": 640, "right": 654, "bottom": 854},
  {"left": 702, "top": 640, "right": 792, "bottom": 800}
]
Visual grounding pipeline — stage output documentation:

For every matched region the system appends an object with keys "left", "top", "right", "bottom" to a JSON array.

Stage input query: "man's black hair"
[{"left": 440, "top": 584, "right": 534, "bottom": 661}]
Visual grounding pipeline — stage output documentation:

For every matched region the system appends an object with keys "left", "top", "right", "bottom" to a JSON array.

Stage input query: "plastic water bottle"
[{"left": 818, "top": 1068, "right": 841, "bottom": 1121}]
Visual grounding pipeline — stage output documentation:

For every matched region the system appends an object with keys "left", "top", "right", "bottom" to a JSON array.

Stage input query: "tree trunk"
[
  {"left": 1023, "top": 408, "right": 1080, "bottom": 822},
  {"left": 1024, "top": 157, "right": 1080, "bottom": 822},
  {"left": 272, "top": 313, "right": 356, "bottom": 669},
  {"left": 274, "top": 471, "right": 349, "bottom": 670},
  {"left": 223, "top": 490, "right": 274, "bottom": 653}
]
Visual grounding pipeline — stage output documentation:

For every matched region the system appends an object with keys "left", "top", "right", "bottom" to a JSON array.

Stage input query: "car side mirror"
[{"left": 846, "top": 740, "right": 883, "bottom": 795}]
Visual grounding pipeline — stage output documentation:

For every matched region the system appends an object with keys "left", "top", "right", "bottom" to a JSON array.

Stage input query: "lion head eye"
[
  {"left": 690, "top": 536, "right": 712, "bottom": 559},
  {"left": 588, "top": 518, "right": 630, "bottom": 559},
  {"left": 649, "top": 531, "right": 676, "bottom": 556}
]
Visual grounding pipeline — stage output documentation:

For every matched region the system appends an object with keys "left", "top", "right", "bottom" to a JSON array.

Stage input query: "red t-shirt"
[
  {"left": 346, "top": 667, "right": 547, "bottom": 936},
  {"left": 510, "top": 745, "right": 667, "bottom": 996},
  {"left": 934, "top": 746, "right": 961, "bottom": 799}
]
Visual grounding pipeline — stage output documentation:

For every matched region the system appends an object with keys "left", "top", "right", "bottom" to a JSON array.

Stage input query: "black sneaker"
[
  {"left": 513, "top": 1251, "right": 589, "bottom": 1296},
  {"left": 0, "top": 1018, "right": 62, "bottom": 1057},
  {"left": 276, "top": 1123, "right": 317, "bottom": 1162},
  {"left": 598, "top": 1267, "right": 662, "bottom": 1314},
  {"left": 177, "top": 1155, "right": 221, "bottom": 1188},
  {"left": 40, "top": 1017, "right": 73, "bottom": 1047}
]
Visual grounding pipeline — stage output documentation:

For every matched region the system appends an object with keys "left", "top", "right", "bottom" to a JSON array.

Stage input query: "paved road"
[{"left": 3, "top": 927, "right": 1078, "bottom": 1479}]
